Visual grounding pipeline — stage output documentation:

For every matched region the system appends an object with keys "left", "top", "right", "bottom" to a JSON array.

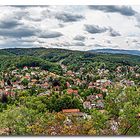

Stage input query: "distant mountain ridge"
[{"left": 88, "top": 49, "right": 140, "bottom": 56}]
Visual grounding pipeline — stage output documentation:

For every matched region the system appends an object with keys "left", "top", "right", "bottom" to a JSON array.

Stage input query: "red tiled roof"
[
  {"left": 24, "top": 76, "right": 30, "bottom": 79},
  {"left": 13, "top": 82, "right": 18, "bottom": 85},
  {"left": 73, "top": 90, "right": 78, "bottom": 94},
  {"left": 5, "top": 91, "right": 14, "bottom": 96},
  {"left": 96, "top": 94, "right": 103, "bottom": 97},
  {"left": 66, "top": 82, "right": 70, "bottom": 87},
  {"left": 24, "top": 66, "right": 28, "bottom": 68},
  {"left": 62, "top": 109, "right": 80, "bottom": 113},
  {"left": 89, "top": 82, "right": 93, "bottom": 86},
  {"left": 67, "top": 89, "right": 73, "bottom": 94},
  {"left": 67, "top": 89, "right": 78, "bottom": 94},
  {"left": 97, "top": 100, "right": 103, "bottom": 103},
  {"left": 31, "top": 79, "right": 37, "bottom": 82},
  {"left": 42, "top": 82, "right": 49, "bottom": 87}
]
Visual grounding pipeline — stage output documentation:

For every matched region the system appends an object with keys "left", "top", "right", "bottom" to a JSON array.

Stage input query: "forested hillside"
[{"left": 2, "top": 48, "right": 140, "bottom": 70}]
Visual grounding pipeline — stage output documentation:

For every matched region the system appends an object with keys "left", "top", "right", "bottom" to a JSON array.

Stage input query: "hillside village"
[{"left": 0, "top": 63, "right": 139, "bottom": 113}]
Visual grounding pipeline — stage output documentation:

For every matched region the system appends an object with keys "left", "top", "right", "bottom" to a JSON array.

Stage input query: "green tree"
[{"left": 21, "top": 78, "right": 29, "bottom": 87}]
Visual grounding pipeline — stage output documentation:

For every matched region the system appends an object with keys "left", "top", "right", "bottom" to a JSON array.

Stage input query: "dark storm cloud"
[
  {"left": 0, "top": 19, "right": 22, "bottom": 29},
  {"left": 84, "top": 24, "right": 107, "bottom": 34},
  {"left": 73, "top": 35, "right": 85, "bottom": 41},
  {"left": 88, "top": 6, "right": 136, "bottom": 16},
  {"left": 108, "top": 27, "right": 121, "bottom": 37},
  {"left": 55, "top": 13, "right": 84, "bottom": 22},
  {"left": 0, "top": 27, "right": 37, "bottom": 38},
  {"left": 39, "top": 31, "right": 63, "bottom": 38}
]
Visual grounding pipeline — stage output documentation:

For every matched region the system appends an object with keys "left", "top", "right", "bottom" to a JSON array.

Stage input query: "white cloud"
[{"left": 0, "top": 5, "right": 140, "bottom": 50}]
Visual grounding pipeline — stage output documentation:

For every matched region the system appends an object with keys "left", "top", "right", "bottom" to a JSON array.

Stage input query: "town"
[{"left": 0, "top": 64, "right": 138, "bottom": 111}]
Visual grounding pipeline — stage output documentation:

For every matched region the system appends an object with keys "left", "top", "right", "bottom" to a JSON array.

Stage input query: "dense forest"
[
  {"left": 1, "top": 47, "right": 140, "bottom": 71},
  {"left": 0, "top": 48, "right": 140, "bottom": 135}
]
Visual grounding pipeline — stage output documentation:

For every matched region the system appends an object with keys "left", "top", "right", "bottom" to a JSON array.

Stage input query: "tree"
[
  {"left": 0, "top": 105, "right": 40, "bottom": 135},
  {"left": 90, "top": 109, "right": 108, "bottom": 134},
  {"left": 21, "top": 78, "right": 29, "bottom": 87},
  {"left": 1, "top": 93, "right": 8, "bottom": 103},
  {"left": 118, "top": 101, "right": 140, "bottom": 135}
]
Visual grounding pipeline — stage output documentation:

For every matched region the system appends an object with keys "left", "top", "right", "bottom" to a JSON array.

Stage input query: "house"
[
  {"left": 67, "top": 89, "right": 78, "bottom": 95},
  {"left": 96, "top": 79, "right": 111, "bottom": 85},
  {"left": 83, "top": 101, "right": 92, "bottom": 109},
  {"left": 12, "top": 82, "right": 18, "bottom": 85},
  {"left": 129, "top": 66, "right": 134, "bottom": 72},
  {"left": 5, "top": 86, "right": 12, "bottom": 91},
  {"left": 120, "top": 80, "right": 135, "bottom": 86},
  {"left": 73, "top": 90, "right": 78, "bottom": 94},
  {"left": 41, "top": 82, "right": 49, "bottom": 89},
  {"left": 67, "top": 89, "right": 73, "bottom": 94},
  {"left": 34, "top": 67, "right": 40, "bottom": 70},
  {"left": 91, "top": 103, "right": 96, "bottom": 108},
  {"left": 31, "top": 72, "right": 36, "bottom": 75},
  {"left": 17, "top": 85, "right": 24, "bottom": 90},
  {"left": 76, "top": 78, "right": 81, "bottom": 86},
  {"left": 62, "top": 109, "right": 80, "bottom": 113},
  {"left": 13, "top": 82, "right": 24, "bottom": 89},
  {"left": 101, "top": 88, "right": 108, "bottom": 92},
  {"left": 96, "top": 94, "right": 103, "bottom": 99},
  {"left": 38, "top": 91, "right": 51, "bottom": 96},
  {"left": 23, "top": 76, "right": 30, "bottom": 80},
  {"left": 4, "top": 91, "right": 15, "bottom": 96},
  {"left": 96, "top": 100, "right": 104, "bottom": 109},
  {"left": 88, "top": 82, "right": 93, "bottom": 86},
  {"left": 136, "top": 113, "right": 140, "bottom": 118},
  {"left": 88, "top": 82, "right": 95, "bottom": 89},
  {"left": 23, "top": 66, "right": 28, "bottom": 71},
  {"left": 49, "top": 72, "right": 56, "bottom": 77},
  {"left": 116, "top": 66, "right": 122, "bottom": 72},
  {"left": 66, "top": 70, "right": 75, "bottom": 77},
  {"left": 66, "top": 82, "right": 71, "bottom": 88},
  {"left": 62, "top": 109, "right": 86, "bottom": 118},
  {"left": 31, "top": 79, "right": 38, "bottom": 84},
  {"left": 136, "top": 73, "right": 140, "bottom": 78},
  {"left": 54, "top": 85, "right": 60, "bottom": 91},
  {"left": 12, "top": 70, "right": 18, "bottom": 75},
  {"left": 126, "top": 80, "right": 135, "bottom": 86},
  {"left": 86, "top": 95, "right": 96, "bottom": 101}
]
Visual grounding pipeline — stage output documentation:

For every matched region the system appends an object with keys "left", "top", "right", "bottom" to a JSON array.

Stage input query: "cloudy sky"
[{"left": 0, "top": 5, "right": 140, "bottom": 51}]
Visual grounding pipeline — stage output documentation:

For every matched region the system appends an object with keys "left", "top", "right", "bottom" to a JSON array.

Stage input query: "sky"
[{"left": 0, "top": 5, "right": 140, "bottom": 51}]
